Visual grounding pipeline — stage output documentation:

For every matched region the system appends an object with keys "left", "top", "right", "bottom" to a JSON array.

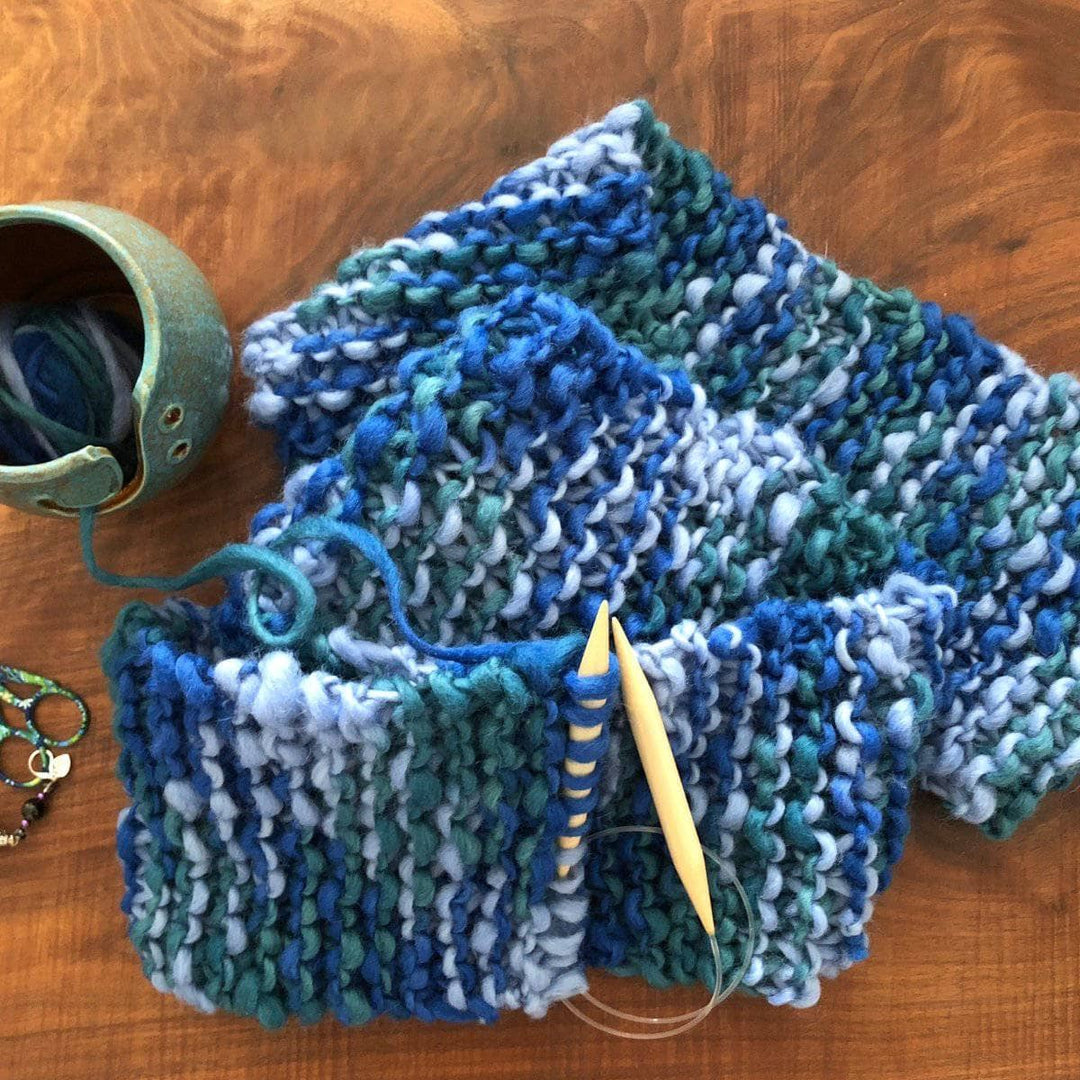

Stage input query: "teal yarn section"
[
  {"left": 102, "top": 102, "right": 1080, "bottom": 1027},
  {"left": 81, "top": 506, "right": 318, "bottom": 648},
  {"left": 0, "top": 303, "right": 140, "bottom": 467}
]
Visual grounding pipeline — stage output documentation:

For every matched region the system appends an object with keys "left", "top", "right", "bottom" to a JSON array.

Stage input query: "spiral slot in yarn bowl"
[{"left": 0, "top": 202, "right": 232, "bottom": 517}]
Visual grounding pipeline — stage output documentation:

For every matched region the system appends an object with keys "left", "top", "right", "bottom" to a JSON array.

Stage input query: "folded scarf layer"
[{"left": 107, "top": 102, "right": 1080, "bottom": 1027}]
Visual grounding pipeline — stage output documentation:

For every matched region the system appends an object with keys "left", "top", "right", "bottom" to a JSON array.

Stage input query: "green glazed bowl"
[{"left": 0, "top": 201, "right": 231, "bottom": 516}]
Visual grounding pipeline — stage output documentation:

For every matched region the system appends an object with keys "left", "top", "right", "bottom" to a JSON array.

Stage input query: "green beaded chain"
[{"left": 0, "top": 772, "right": 58, "bottom": 848}]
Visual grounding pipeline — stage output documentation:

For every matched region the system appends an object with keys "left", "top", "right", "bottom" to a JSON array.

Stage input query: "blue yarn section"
[
  {"left": 4, "top": 329, "right": 89, "bottom": 460},
  {"left": 101, "top": 100, "right": 1080, "bottom": 1027},
  {"left": 0, "top": 304, "right": 140, "bottom": 466}
]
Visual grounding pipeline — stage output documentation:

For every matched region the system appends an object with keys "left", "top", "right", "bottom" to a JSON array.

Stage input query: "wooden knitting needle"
[
  {"left": 611, "top": 617, "right": 715, "bottom": 936},
  {"left": 557, "top": 600, "right": 610, "bottom": 878}
]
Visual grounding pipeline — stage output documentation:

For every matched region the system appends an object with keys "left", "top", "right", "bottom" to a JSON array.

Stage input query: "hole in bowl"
[
  {"left": 169, "top": 439, "right": 191, "bottom": 464},
  {"left": 160, "top": 404, "right": 184, "bottom": 430}
]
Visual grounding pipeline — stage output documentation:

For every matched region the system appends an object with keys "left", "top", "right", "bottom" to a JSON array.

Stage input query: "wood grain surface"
[{"left": 1, "top": 1, "right": 1079, "bottom": 1077}]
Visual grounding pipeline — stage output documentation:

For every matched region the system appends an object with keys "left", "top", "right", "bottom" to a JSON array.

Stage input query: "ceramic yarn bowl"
[{"left": 0, "top": 201, "right": 231, "bottom": 517}]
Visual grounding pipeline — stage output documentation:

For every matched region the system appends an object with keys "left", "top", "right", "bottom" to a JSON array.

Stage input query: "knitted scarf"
[{"left": 106, "top": 101, "right": 1080, "bottom": 1028}]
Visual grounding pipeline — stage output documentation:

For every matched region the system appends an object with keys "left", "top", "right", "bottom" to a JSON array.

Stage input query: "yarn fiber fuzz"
[{"left": 107, "top": 101, "right": 1080, "bottom": 1027}]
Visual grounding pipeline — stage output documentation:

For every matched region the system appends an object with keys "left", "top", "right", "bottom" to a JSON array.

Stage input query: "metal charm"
[{"left": 0, "top": 664, "right": 90, "bottom": 789}]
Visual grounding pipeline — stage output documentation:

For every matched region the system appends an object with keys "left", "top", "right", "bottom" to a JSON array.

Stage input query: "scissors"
[{"left": 0, "top": 664, "right": 89, "bottom": 789}]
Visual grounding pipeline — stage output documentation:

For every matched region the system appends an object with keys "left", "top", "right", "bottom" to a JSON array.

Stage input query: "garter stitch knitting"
[{"left": 106, "top": 102, "right": 1080, "bottom": 1027}]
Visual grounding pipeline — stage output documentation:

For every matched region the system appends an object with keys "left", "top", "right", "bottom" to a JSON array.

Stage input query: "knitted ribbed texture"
[
  {"left": 108, "top": 601, "right": 600, "bottom": 1025},
  {"left": 105, "top": 102, "right": 1080, "bottom": 1026}
]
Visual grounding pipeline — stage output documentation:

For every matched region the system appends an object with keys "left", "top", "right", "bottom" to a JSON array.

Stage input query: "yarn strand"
[
  {"left": 78, "top": 507, "right": 319, "bottom": 638},
  {"left": 80, "top": 508, "right": 574, "bottom": 670}
]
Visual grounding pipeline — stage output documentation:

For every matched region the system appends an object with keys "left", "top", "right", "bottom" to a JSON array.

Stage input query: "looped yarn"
[{"left": 102, "top": 101, "right": 1080, "bottom": 1028}]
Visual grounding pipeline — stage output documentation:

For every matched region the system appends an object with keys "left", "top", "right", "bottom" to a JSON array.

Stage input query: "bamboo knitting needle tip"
[
  {"left": 611, "top": 617, "right": 716, "bottom": 937},
  {"left": 557, "top": 600, "right": 610, "bottom": 878}
]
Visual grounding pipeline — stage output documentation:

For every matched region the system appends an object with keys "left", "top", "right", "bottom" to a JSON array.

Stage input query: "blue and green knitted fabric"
[{"left": 107, "top": 101, "right": 1080, "bottom": 1027}]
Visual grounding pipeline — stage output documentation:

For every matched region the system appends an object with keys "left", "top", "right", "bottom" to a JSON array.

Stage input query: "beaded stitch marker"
[{"left": 0, "top": 664, "right": 89, "bottom": 849}]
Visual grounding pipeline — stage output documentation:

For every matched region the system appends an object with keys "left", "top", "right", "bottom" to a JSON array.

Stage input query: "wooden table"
[{"left": 2, "top": 2, "right": 1078, "bottom": 1077}]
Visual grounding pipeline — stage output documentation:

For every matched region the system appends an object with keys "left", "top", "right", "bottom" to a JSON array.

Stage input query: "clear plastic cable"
[{"left": 562, "top": 824, "right": 756, "bottom": 1039}]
